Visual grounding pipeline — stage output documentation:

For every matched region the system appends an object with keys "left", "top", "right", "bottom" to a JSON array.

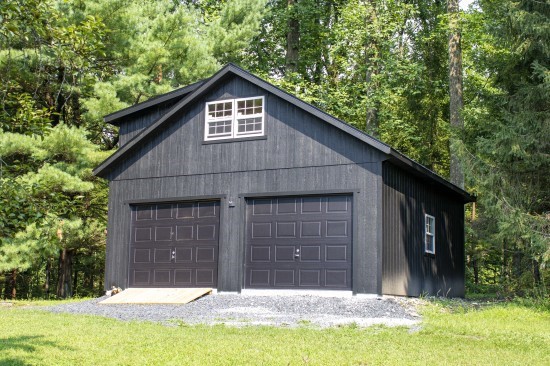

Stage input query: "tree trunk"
[
  {"left": 365, "top": 0, "right": 379, "bottom": 136},
  {"left": 285, "top": 0, "right": 300, "bottom": 74},
  {"left": 45, "top": 258, "right": 51, "bottom": 299},
  {"left": 57, "top": 248, "right": 74, "bottom": 298},
  {"left": 532, "top": 259, "right": 541, "bottom": 285},
  {"left": 73, "top": 257, "right": 78, "bottom": 296},
  {"left": 448, "top": 0, "right": 464, "bottom": 188},
  {"left": 473, "top": 258, "right": 479, "bottom": 284},
  {"left": 10, "top": 269, "right": 17, "bottom": 299},
  {"left": 52, "top": 66, "right": 66, "bottom": 127}
]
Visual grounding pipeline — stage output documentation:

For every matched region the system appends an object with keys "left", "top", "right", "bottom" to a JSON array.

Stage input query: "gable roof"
[
  {"left": 94, "top": 63, "right": 475, "bottom": 203},
  {"left": 103, "top": 79, "right": 205, "bottom": 124}
]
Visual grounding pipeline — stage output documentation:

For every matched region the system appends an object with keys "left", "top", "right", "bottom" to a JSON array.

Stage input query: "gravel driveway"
[{"left": 46, "top": 293, "right": 421, "bottom": 328}]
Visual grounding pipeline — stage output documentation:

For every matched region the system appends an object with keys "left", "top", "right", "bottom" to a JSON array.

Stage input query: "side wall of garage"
[
  {"left": 381, "top": 162, "right": 465, "bottom": 297},
  {"left": 103, "top": 75, "right": 387, "bottom": 294}
]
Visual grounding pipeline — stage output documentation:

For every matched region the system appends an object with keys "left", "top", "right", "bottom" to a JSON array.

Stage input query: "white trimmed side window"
[
  {"left": 425, "top": 214, "right": 435, "bottom": 254},
  {"left": 205, "top": 96, "right": 264, "bottom": 141}
]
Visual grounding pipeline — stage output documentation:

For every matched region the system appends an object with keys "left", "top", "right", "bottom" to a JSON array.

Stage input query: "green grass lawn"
[{"left": 0, "top": 301, "right": 549, "bottom": 365}]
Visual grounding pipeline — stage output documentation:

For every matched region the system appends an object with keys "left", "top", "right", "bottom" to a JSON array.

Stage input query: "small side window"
[{"left": 425, "top": 214, "right": 435, "bottom": 254}]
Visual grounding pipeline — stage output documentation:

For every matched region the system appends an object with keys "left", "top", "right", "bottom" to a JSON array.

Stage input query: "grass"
[
  {"left": 1, "top": 298, "right": 92, "bottom": 307},
  {"left": 0, "top": 300, "right": 549, "bottom": 365}
]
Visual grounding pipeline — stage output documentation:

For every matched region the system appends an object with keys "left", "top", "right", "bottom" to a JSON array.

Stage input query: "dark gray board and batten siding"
[
  {"left": 382, "top": 162, "right": 465, "bottom": 297},
  {"left": 117, "top": 100, "right": 180, "bottom": 146},
  {"left": 104, "top": 75, "right": 386, "bottom": 294}
]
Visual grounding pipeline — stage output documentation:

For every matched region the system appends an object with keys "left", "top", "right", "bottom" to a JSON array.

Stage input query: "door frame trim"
[
  {"left": 239, "top": 190, "right": 359, "bottom": 292},
  {"left": 125, "top": 194, "right": 227, "bottom": 205}
]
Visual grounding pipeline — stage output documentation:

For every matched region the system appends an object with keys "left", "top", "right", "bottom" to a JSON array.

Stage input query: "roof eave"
[{"left": 388, "top": 149, "right": 476, "bottom": 203}]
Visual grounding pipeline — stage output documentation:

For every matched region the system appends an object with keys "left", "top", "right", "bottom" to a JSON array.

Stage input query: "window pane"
[
  {"left": 207, "top": 102, "right": 233, "bottom": 119},
  {"left": 208, "top": 120, "right": 232, "bottom": 137},
  {"left": 237, "top": 117, "right": 262, "bottom": 135},
  {"left": 237, "top": 98, "right": 262, "bottom": 116}
]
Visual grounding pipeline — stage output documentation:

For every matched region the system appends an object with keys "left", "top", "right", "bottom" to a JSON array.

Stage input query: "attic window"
[
  {"left": 205, "top": 96, "right": 264, "bottom": 141},
  {"left": 425, "top": 214, "right": 435, "bottom": 254}
]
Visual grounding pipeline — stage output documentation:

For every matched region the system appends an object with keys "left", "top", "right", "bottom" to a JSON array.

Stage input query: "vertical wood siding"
[
  {"left": 382, "top": 162, "right": 465, "bottom": 297},
  {"left": 118, "top": 100, "right": 180, "bottom": 146},
  {"left": 104, "top": 75, "right": 386, "bottom": 294}
]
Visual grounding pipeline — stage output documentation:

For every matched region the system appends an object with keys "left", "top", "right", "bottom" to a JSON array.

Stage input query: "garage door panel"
[
  {"left": 134, "top": 227, "right": 152, "bottom": 242},
  {"left": 153, "top": 248, "right": 172, "bottom": 263},
  {"left": 326, "top": 221, "right": 348, "bottom": 237},
  {"left": 129, "top": 201, "right": 219, "bottom": 288},
  {"left": 299, "top": 270, "right": 321, "bottom": 286},
  {"left": 301, "top": 197, "right": 322, "bottom": 213},
  {"left": 133, "top": 249, "right": 151, "bottom": 263},
  {"left": 246, "top": 195, "right": 352, "bottom": 290},
  {"left": 154, "top": 270, "right": 171, "bottom": 285},
  {"left": 300, "top": 246, "right": 321, "bottom": 262},
  {"left": 176, "top": 225, "right": 193, "bottom": 241},
  {"left": 196, "top": 224, "right": 217, "bottom": 240},
  {"left": 276, "top": 222, "right": 296, "bottom": 238},
  {"left": 174, "top": 269, "right": 192, "bottom": 285},
  {"left": 276, "top": 198, "right": 298, "bottom": 214},
  {"left": 251, "top": 222, "right": 272, "bottom": 238},
  {"left": 326, "top": 196, "right": 349, "bottom": 212},
  {"left": 196, "top": 269, "right": 215, "bottom": 284},
  {"left": 197, "top": 201, "right": 217, "bottom": 218},
  {"left": 176, "top": 203, "right": 194, "bottom": 219},
  {"left": 251, "top": 199, "right": 273, "bottom": 215},
  {"left": 154, "top": 226, "right": 173, "bottom": 241},
  {"left": 136, "top": 205, "right": 154, "bottom": 220},
  {"left": 175, "top": 247, "right": 193, "bottom": 262},
  {"left": 325, "top": 270, "right": 349, "bottom": 287},
  {"left": 250, "top": 270, "right": 270, "bottom": 286},
  {"left": 155, "top": 204, "right": 174, "bottom": 220},
  {"left": 301, "top": 221, "right": 322, "bottom": 237},
  {"left": 275, "top": 246, "right": 295, "bottom": 261},
  {"left": 133, "top": 270, "right": 150, "bottom": 285},
  {"left": 274, "top": 270, "right": 295, "bottom": 286},
  {"left": 325, "top": 245, "right": 349, "bottom": 261},
  {"left": 250, "top": 246, "right": 271, "bottom": 262}
]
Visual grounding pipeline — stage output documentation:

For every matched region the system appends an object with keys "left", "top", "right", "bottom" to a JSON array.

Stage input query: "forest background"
[{"left": 0, "top": 0, "right": 547, "bottom": 299}]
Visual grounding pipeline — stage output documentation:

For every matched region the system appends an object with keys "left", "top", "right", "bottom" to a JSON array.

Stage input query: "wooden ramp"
[{"left": 99, "top": 288, "right": 212, "bottom": 304}]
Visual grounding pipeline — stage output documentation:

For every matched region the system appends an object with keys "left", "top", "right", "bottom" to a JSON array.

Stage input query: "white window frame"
[
  {"left": 204, "top": 96, "right": 265, "bottom": 141},
  {"left": 424, "top": 214, "right": 435, "bottom": 255}
]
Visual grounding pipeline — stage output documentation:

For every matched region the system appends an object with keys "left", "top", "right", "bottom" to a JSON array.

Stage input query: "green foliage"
[
  {"left": 460, "top": 0, "right": 550, "bottom": 296},
  {"left": 0, "top": 124, "right": 110, "bottom": 298}
]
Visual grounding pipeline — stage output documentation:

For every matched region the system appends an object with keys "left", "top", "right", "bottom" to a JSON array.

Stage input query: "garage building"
[{"left": 94, "top": 64, "right": 474, "bottom": 297}]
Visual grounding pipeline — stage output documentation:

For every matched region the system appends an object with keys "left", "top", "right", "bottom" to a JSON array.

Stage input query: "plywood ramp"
[{"left": 99, "top": 288, "right": 212, "bottom": 304}]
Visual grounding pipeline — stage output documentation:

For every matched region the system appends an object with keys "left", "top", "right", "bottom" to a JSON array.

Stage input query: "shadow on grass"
[{"left": 0, "top": 335, "right": 71, "bottom": 365}]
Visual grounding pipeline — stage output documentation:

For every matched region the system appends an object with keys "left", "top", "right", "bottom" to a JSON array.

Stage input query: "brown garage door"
[
  {"left": 129, "top": 201, "right": 219, "bottom": 287},
  {"left": 245, "top": 195, "right": 352, "bottom": 290}
]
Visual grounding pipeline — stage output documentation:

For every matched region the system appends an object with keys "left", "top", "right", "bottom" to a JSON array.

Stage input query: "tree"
[
  {"left": 447, "top": 0, "right": 464, "bottom": 188},
  {"left": 0, "top": 125, "right": 110, "bottom": 298},
  {"left": 461, "top": 0, "right": 549, "bottom": 295}
]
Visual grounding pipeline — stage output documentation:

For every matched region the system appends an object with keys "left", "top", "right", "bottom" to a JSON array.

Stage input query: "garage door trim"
[{"left": 124, "top": 194, "right": 227, "bottom": 205}]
